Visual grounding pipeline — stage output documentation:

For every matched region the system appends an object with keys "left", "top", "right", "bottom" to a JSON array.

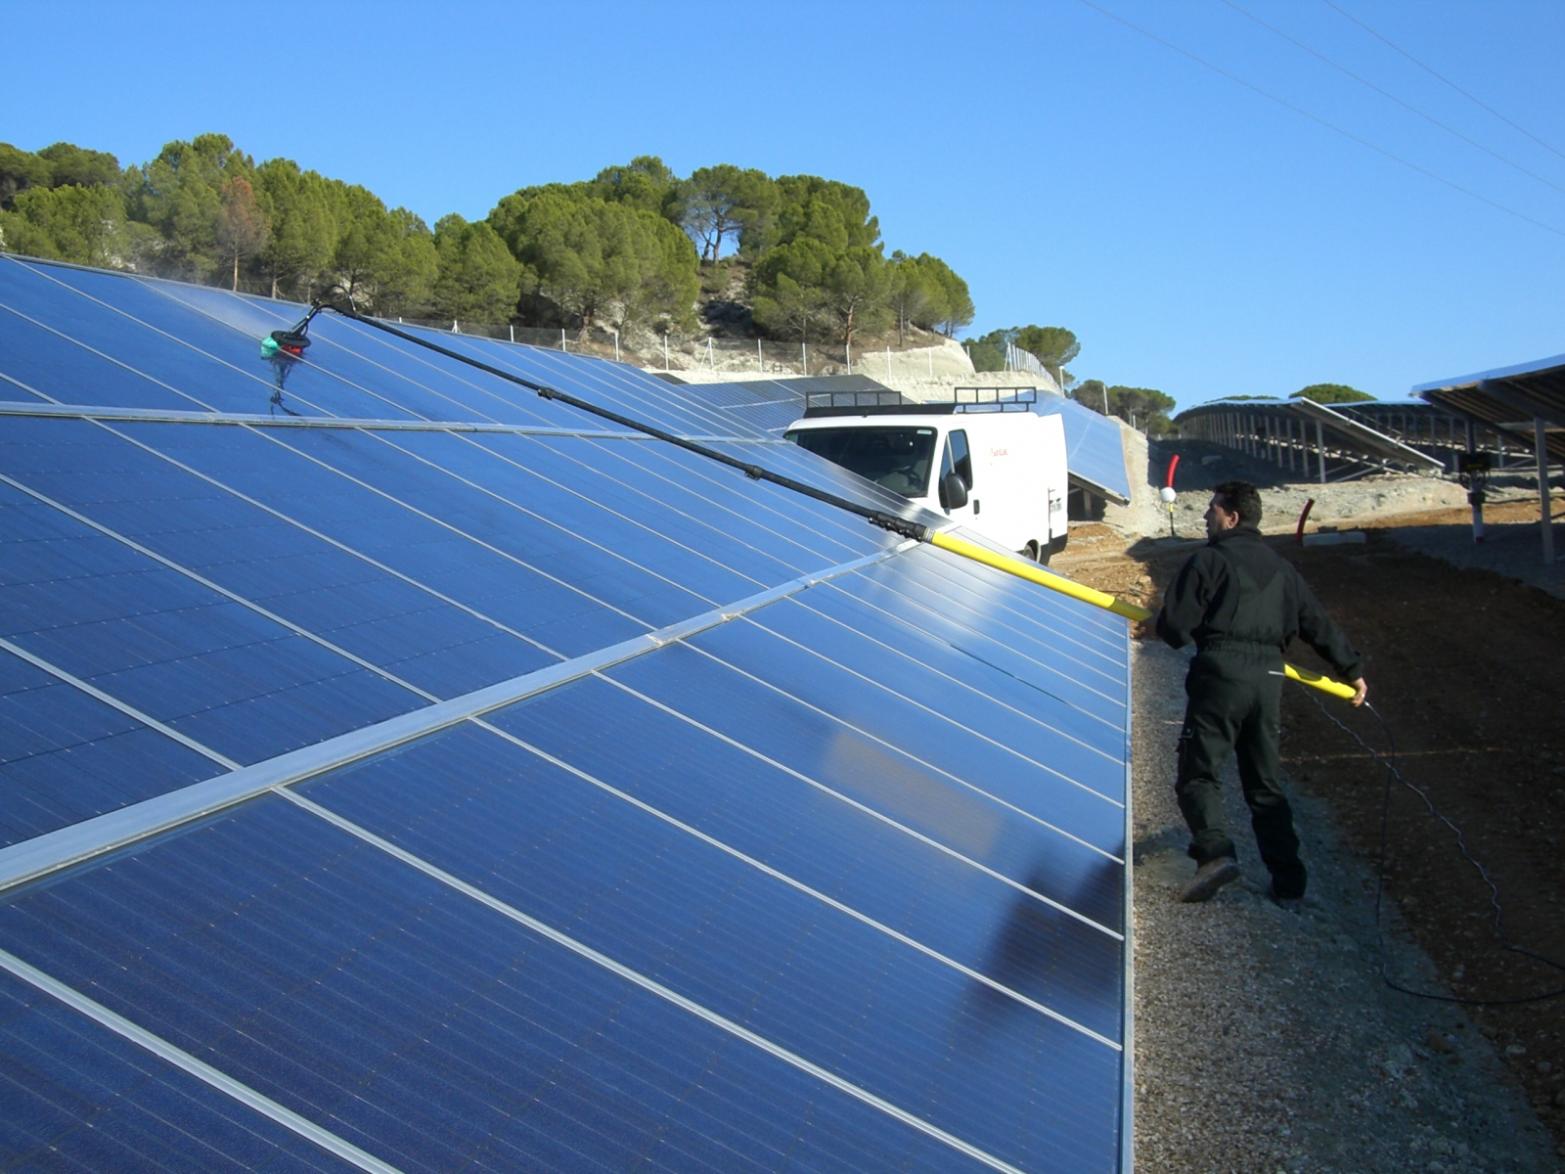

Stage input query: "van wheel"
[{"left": 1023, "top": 541, "right": 1041, "bottom": 562}]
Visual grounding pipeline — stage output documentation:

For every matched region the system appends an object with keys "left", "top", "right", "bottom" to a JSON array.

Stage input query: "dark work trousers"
[{"left": 1174, "top": 648, "right": 1305, "bottom": 891}]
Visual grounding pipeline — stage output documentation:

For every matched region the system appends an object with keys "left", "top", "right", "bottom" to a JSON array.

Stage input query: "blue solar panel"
[
  {"left": 0, "top": 650, "right": 218, "bottom": 847},
  {"left": 1032, "top": 395, "right": 1131, "bottom": 505},
  {"left": 655, "top": 377, "right": 817, "bottom": 434},
  {"left": 2, "top": 798, "right": 1025, "bottom": 1170},
  {"left": 0, "top": 256, "right": 1132, "bottom": 1170},
  {"left": 0, "top": 968, "right": 349, "bottom": 1172}
]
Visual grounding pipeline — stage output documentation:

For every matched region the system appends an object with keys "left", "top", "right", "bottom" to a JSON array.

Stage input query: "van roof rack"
[{"left": 802, "top": 386, "right": 1038, "bottom": 417}]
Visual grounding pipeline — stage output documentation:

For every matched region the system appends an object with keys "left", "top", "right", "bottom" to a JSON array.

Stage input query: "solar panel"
[
  {"left": 0, "top": 254, "right": 1133, "bottom": 1171},
  {"left": 1030, "top": 394, "right": 1131, "bottom": 505}
]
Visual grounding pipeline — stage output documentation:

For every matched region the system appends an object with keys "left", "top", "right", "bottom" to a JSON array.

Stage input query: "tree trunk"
[{"left": 232, "top": 252, "right": 239, "bottom": 292}]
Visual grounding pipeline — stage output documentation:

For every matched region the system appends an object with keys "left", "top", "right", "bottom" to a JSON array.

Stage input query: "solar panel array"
[
  {"left": 0, "top": 256, "right": 1132, "bottom": 1172},
  {"left": 1415, "top": 357, "right": 1565, "bottom": 466}
]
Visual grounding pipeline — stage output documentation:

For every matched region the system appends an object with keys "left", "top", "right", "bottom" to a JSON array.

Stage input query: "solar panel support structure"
[{"left": 1536, "top": 415, "right": 1555, "bottom": 565}]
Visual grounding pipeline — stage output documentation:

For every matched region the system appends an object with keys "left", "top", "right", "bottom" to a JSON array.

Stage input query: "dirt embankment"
[{"left": 1061, "top": 436, "right": 1565, "bottom": 1168}]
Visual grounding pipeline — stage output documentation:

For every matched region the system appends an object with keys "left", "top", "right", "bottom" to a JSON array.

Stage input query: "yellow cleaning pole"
[{"left": 928, "top": 531, "right": 1357, "bottom": 701}]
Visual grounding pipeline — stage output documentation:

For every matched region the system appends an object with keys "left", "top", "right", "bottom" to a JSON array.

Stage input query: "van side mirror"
[{"left": 939, "top": 472, "right": 968, "bottom": 511}]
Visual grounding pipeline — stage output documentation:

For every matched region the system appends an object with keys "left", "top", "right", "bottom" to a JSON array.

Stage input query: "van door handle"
[{"left": 972, "top": 499, "right": 980, "bottom": 514}]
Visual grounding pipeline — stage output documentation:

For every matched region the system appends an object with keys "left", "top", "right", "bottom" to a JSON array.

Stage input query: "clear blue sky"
[{"left": 8, "top": 0, "right": 1563, "bottom": 413}]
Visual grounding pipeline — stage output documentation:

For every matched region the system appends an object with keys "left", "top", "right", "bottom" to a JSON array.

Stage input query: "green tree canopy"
[
  {"left": 762, "top": 175, "right": 880, "bottom": 254},
  {"left": 888, "top": 252, "right": 973, "bottom": 343},
  {"left": 0, "top": 143, "right": 52, "bottom": 208},
  {"left": 4, "top": 140, "right": 973, "bottom": 355},
  {"left": 215, "top": 176, "right": 269, "bottom": 291},
  {"left": 964, "top": 325, "right": 1079, "bottom": 382},
  {"left": 927, "top": 258, "right": 974, "bottom": 337},
  {"left": 374, "top": 207, "right": 439, "bottom": 317},
  {"left": 432, "top": 214, "right": 522, "bottom": 324},
  {"left": 750, "top": 236, "right": 830, "bottom": 342},
  {"left": 0, "top": 183, "right": 129, "bottom": 266},
  {"left": 589, "top": 156, "right": 679, "bottom": 219},
  {"left": 328, "top": 182, "right": 399, "bottom": 302},
  {"left": 128, "top": 133, "right": 254, "bottom": 280},
  {"left": 678, "top": 164, "right": 777, "bottom": 263},
  {"left": 489, "top": 188, "right": 698, "bottom": 332},
  {"left": 254, "top": 158, "right": 335, "bottom": 299},
  {"left": 751, "top": 236, "right": 889, "bottom": 352},
  {"left": 1013, "top": 325, "right": 1079, "bottom": 385},
  {"left": 1290, "top": 382, "right": 1373, "bottom": 404},
  {"left": 319, "top": 183, "right": 437, "bottom": 314},
  {"left": 1069, "top": 381, "right": 1176, "bottom": 435},
  {"left": 36, "top": 142, "right": 121, "bottom": 189},
  {"left": 965, "top": 335, "right": 1007, "bottom": 373},
  {"left": 819, "top": 245, "right": 890, "bottom": 355}
]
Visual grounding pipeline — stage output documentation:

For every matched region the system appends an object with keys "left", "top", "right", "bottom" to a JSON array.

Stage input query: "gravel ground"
[
  {"left": 1106, "top": 425, "right": 1563, "bottom": 1170},
  {"left": 1130, "top": 638, "right": 1559, "bottom": 1172}
]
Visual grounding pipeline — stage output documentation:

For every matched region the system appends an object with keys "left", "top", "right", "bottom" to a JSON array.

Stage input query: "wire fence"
[{"left": 394, "top": 316, "right": 962, "bottom": 379}]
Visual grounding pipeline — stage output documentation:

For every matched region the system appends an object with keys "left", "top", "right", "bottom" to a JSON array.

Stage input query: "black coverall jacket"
[{"left": 1155, "top": 525, "right": 1363, "bottom": 884}]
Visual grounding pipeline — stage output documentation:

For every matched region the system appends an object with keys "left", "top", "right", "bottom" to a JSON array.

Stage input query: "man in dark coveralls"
[{"left": 1151, "top": 481, "right": 1368, "bottom": 903}]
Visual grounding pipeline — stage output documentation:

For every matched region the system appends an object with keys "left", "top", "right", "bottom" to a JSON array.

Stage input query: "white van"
[{"left": 785, "top": 394, "right": 1069, "bottom": 562}]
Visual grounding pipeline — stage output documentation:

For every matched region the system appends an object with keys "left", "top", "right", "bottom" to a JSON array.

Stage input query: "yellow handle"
[
  {"left": 927, "top": 531, "right": 1357, "bottom": 702},
  {"left": 1281, "top": 664, "right": 1357, "bottom": 700}
]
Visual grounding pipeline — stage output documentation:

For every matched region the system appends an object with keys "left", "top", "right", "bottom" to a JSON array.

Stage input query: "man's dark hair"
[{"left": 1212, "top": 480, "right": 1263, "bottom": 526}]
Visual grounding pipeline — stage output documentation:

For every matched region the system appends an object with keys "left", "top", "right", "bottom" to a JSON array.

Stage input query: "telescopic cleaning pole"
[
  {"left": 277, "top": 301, "right": 1358, "bottom": 702},
  {"left": 928, "top": 532, "right": 1358, "bottom": 701}
]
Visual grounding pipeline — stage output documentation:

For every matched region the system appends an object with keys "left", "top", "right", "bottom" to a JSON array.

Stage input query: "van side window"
[{"left": 949, "top": 429, "right": 973, "bottom": 487}]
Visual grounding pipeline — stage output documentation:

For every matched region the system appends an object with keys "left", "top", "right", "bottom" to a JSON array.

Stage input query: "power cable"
[
  {"left": 1072, "top": 0, "right": 1565, "bottom": 239},
  {"left": 1321, "top": 0, "right": 1565, "bottom": 165},
  {"left": 1220, "top": 0, "right": 1565, "bottom": 199},
  {"left": 1306, "top": 693, "right": 1565, "bottom": 1005}
]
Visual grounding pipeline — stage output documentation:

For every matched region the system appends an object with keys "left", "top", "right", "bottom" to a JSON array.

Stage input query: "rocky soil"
[{"left": 1059, "top": 430, "right": 1565, "bottom": 1170}]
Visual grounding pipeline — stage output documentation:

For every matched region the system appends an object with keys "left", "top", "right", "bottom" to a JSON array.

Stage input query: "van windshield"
[{"left": 787, "top": 427, "right": 937, "bottom": 497}]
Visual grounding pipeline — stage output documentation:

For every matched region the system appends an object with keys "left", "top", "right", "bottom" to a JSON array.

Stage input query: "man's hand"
[
  {"left": 1349, "top": 677, "right": 1368, "bottom": 708},
  {"left": 1132, "top": 618, "right": 1155, "bottom": 641}
]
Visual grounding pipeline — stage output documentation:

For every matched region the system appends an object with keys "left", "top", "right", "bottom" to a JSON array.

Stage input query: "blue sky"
[{"left": 7, "top": 0, "right": 1563, "bottom": 413}]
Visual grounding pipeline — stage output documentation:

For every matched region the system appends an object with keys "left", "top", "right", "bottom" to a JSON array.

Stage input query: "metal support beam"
[{"left": 1536, "top": 416, "right": 1555, "bottom": 565}]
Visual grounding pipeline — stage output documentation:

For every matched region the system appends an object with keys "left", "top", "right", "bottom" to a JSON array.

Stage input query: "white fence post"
[
  {"left": 662, "top": 334, "right": 670, "bottom": 371},
  {"left": 757, "top": 339, "right": 763, "bottom": 371}
]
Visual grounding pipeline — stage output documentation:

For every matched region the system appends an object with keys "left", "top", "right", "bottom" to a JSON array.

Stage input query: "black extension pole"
[{"left": 309, "top": 301, "right": 930, "bottom": 542}]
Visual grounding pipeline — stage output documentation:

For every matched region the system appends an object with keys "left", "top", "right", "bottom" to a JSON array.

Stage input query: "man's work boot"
[{"left": 1180, "top": 857, "right": 1240, "bottom": 903}]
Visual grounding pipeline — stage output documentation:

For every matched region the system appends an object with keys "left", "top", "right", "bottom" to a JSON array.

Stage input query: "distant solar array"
[
  {"left": 1175, "top": 398, "right": 1443, "bottom": 481},
  {"left": 0, "top": 256, "right": 1132, "bottom": 1171},
  {"left": 1414, "top": 355, "right": 1565, "bottom": 466}
]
